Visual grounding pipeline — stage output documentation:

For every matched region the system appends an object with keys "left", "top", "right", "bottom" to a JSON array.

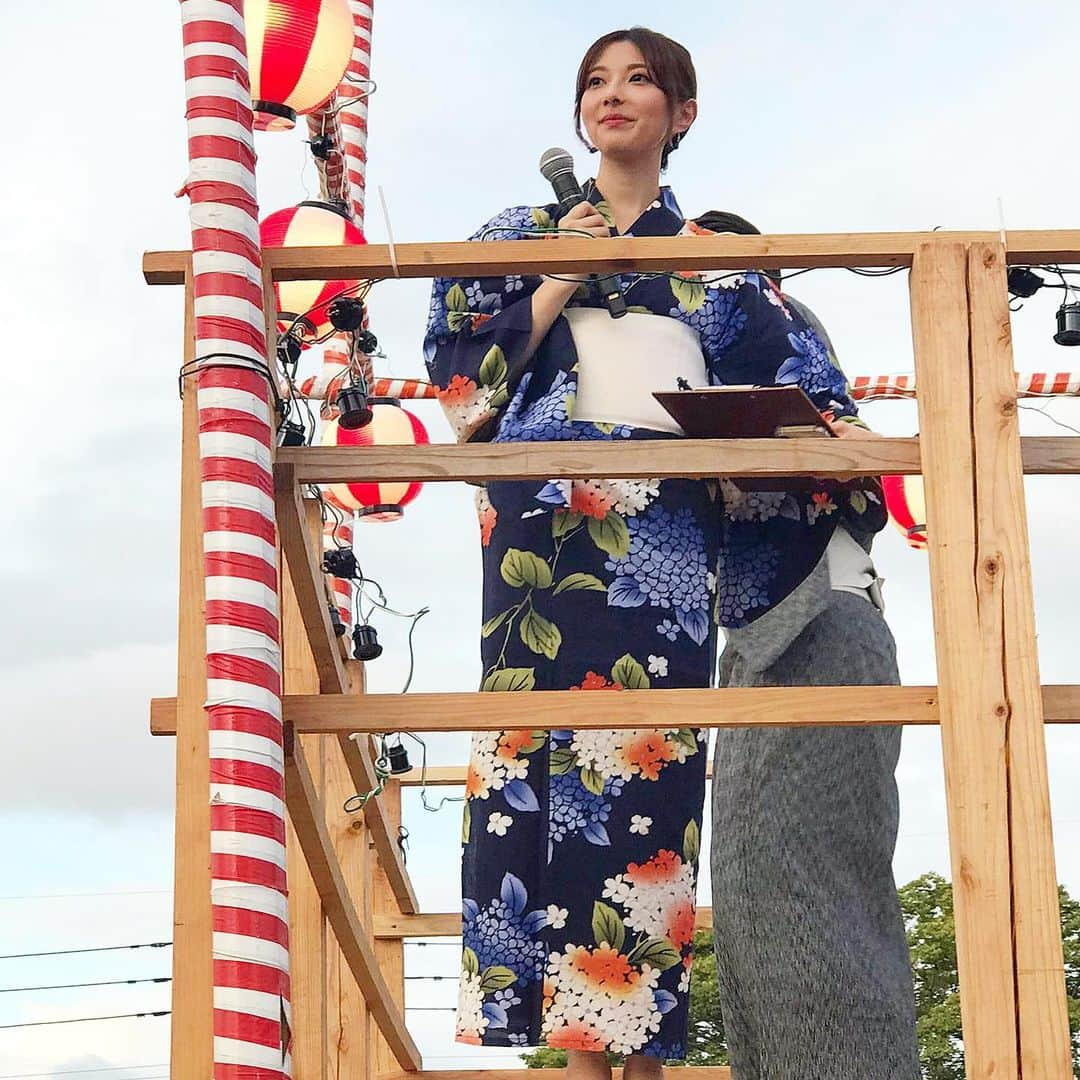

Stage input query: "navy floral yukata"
[{"left": 423, "top": 185, "right": 884, "bottom": 1058}]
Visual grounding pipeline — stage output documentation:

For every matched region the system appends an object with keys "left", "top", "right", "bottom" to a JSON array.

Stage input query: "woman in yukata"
[{"left": 423, "top": 26, "right": 890, "bottom": 1080}]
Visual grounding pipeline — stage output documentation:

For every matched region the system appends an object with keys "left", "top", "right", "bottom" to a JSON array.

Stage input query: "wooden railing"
[{"left": 147, "top": 229, "right": 1080, "bottom": 1080}]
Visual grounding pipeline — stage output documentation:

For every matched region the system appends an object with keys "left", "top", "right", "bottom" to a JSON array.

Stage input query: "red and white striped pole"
[
  {"left": 179, "top": 1, "right": 291, "bottom": 1075},
  {"left": 338, "top": 0, "right": 373, "bottom": 229}
]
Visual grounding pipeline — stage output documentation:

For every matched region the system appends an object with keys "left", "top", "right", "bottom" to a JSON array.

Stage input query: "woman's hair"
[{"left": 573, "top": 27, "right": 697, "bottom": 170}]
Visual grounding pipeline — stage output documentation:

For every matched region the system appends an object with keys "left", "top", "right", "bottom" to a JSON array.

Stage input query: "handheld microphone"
[{"left": 538, "top": 147, "right": 627, "bottom": 318}]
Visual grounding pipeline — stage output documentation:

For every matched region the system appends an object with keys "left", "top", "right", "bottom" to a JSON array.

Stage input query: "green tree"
[
  {"left": 524, "top": 876, "right": 1080, "bottom": 1077},
  {"left": 899, "top": 872, "right": 1080, "bottom": 1079}
]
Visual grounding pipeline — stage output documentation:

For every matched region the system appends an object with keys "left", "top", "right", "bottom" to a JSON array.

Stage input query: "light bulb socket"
[
  {"left": 323, "top": 547, "right": 359, "bottom": 579},
  {"left": 352, "top": 623, "right": 383, "bottom": 661},
  {"left": 278, "top": 419, "right": 307, "bottom": 447},
  {"left": 385, "top": 742, "right": 413, "bottom": 775},
  {"left": 354, "top": 329, "right": 379, "bottom": 355},
  {"left": 328, "top": 603, "right": 346, "bottom": 638},
  {"left": 329, "top": 296, "right": 366, "bottom": 332},
  {"left": 1054, "top": 301, "right": 1080, "bottom": 346},
  {"left": 338, "top": 384, "right": 373, "bottom": 429},
  {"left": 1007, "top": 267, "right": 1044, "bottom": 299}
]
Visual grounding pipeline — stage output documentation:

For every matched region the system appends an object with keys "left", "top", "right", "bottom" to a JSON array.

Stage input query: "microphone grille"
[{"left": 539, "top": 147, "right": 574, "bottom": 182}]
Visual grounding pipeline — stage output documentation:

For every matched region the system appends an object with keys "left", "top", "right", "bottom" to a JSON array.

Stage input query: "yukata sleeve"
[
  {"left": 706, "top": 274, "right": 856, "bottom": 417},
  {"left": 423, "top": 205, "right": 548, "bottom": 443}
]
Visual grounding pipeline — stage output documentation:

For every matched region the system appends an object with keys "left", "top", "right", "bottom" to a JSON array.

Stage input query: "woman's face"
[{"left": 579, "top": 40, "right": 695, "bottom": 165}]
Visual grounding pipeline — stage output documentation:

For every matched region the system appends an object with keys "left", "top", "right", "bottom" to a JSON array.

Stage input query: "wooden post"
[
  {"left": 285, "top": 503, "right": 331, "bottom": 1078},
  {"left": 370, "top": 780, "right": 409, "bottom": 1076},
  {"left": 910, "top": 241, "right": 1018, "bottom": 1079},
  {"left": 325, "top": 735, "right": 370, "bottom": 1080},
  {"left": 170, "top": 265, "right": 214, "bottom": 1079},
  {"left": 966, "top": 243, "right": 1071, "bottom": 1077}
]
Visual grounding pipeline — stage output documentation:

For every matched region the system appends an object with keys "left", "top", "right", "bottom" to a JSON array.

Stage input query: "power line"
[
  {"left": 0, "top": 889, "right": 170, "bottom": 903},
  {"left": 0, "top": 1011, "right": 170, "bottom": 1031},
  {"left": 0, "top": 942, "right": 171, "bottom": 961},
  {"left": 0, "top": 1068, "right": 168, "bottom": 1080},
  {"left": 1, "top": 976, "right": 171, "bottom": 994}
]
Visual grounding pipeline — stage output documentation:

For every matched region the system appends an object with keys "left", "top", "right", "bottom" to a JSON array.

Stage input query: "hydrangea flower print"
[
  {"left": 715, "top": 535, "right": 782, "bottom": 627},
  {"left": 669, "top": 286, "right": 747, "bottom": 357},
  {"left": 548, "top": 770, "right": 625, "bottom": 851},
  {"left": 495, "top": 371, "right": 572, "bottom": 443},
  {"left": 776, "top": 329, "right": 848, "bottom": 405},
  {"left": 462, "top": 873, "right": 548, "bottom": 990},
  {"left": 605, "top": 504, "right": 712, "bottom": 645},
  {"left": 603, "top": 849, "right": 698, "bottom": 950},
  {"left": 542, "top": 944, "right": 666, "bottom": 1055}
]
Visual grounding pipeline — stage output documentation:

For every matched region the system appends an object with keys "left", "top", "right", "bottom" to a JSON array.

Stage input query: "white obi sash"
[{"left": 564, "top": 307, "right": 708, "bottom": 434}]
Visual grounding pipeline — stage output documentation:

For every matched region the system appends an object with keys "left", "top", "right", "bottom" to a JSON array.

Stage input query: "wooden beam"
[
  {"left": 150, "top": 683, "right": 1080, "bottom": 736},
  {"left": 967, "top": 243, "right": 1071, "bottom": 1077},
  {"left": 1019, "top": 436, "right": 1080, "bottom": 474},
  {"left": 282, "top": 439, "right": 920, "bottom": 486},
  {"left": 276, "top": 465, "right": 349, "bottom": 694},
  {"left": 283, "top": 731, "right": 421, "bottom": 1072},
  {"left": 238, "top": 684, "right": 940, "bottom": 733},
  {"left": 324, "top": 736, "right": 370, "bottom": 1080},
  {"left": 170, "top": 266, "right": 213, "bottom": 1080},
  {"left": 370, "top": 781, "right": 408, "bottom": 1079},
  {"left": 373, "top": 907, "right": 714, "bottom": 939},
  {"left": 282, "top": 507, "right": 329, "bottom": 1080},
  {"left": 911, "top": 241, "right": 1018, "bottom": 1079},
  {"left": 142, "top": 228, "right": 1080, "bottom": 284},
  {"left": 272, "top": 477, "right": 418, "bottom": 915}
]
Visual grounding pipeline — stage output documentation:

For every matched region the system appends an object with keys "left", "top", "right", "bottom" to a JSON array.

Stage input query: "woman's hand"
[
  {"left": 827, "top": 419, "right": 880, "bottom": 439},
  {"left": 556, "top": 200, "right": 612, "bottom": 240}
]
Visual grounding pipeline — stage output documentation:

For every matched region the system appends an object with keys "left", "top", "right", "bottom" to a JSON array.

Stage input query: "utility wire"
[
  {"left": 0, "top": 942, "right": 171, "bottom": 961},
  {"left": 0, "top": 1011, "right": 170, "bottom": 1031},
  {"left": 0, "top": 1066, "right": 168, "bottom": 1080},
  {"left": 1, "top": 976, "right": 171, "bottom": 994}
]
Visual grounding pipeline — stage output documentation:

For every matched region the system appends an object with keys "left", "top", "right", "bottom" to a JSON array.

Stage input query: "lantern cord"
[
  {"left": 377, "top": 186, "right": 400, "bottom": 278},
  {"left": 1016, "top": 402, "right": 1080, "bottom": 436},
  {"left": 400, "top": 730, "right": 465, "bottom": 813},
  {"left": 177, "top": 355, "right": 285, "bottom": 418}
]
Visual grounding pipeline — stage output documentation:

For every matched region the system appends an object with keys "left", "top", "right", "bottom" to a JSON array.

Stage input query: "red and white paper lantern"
[
  {"left": 259, "top": 201, "right": 366, "bottom": 345},
  {"left": 245, "top": 0, "right": 354, "bottom": 131},
  {"left": 881, "top": 474, "right": 927, "bottom": 550},
  {"left": 321, "top": 401, "right": 429, "bottom": 521}
]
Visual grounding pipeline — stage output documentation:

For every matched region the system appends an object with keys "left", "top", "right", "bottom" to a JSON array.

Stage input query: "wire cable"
[
  {"left": 0, "top": 1011, "right": 170, "bottom": 1031},
  {"left": 1, "top": 976, "right": 171, "bottom": 994},
  {"left": 0, "top": 942, "right": 171, "bottom": 961},
  {"left": 0, "top": 1066, "right": 169, "bottom": 1080}
]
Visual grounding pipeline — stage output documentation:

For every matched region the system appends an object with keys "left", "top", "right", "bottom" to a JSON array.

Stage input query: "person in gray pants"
[{"left": 695, "top": 211, "right": 922, "bottom": 1079}]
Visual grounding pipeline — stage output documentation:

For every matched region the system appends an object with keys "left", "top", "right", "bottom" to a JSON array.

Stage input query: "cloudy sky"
[{"left": 3, "top": 0, "right": 1080, "bottom": 1075}]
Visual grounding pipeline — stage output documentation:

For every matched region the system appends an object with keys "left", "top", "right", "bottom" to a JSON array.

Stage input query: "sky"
[{"left": 2, "top": 0, "right": 1080, "bottom": 1075}]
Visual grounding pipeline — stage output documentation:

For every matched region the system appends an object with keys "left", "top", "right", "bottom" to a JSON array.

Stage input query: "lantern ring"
[{"left": 253, "top": 100, "right": 296, "bottom": 126}]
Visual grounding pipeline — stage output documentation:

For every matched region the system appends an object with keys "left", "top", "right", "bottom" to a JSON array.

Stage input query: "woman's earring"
[{"left": 587, "top": 143, "right": 599, "bottom": 154}]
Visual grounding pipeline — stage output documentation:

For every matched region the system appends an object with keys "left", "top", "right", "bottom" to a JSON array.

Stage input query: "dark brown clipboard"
[
  {"left": 652, "top": 385, "right": 833, "bottom": 439},
  {"left": 652, "top": 385, "right": 834, "bottom": 490}
]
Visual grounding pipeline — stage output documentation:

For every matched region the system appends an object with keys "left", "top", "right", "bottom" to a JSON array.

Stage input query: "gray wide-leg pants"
[{"left": 710, "top": 591, "right": 921, "bottom": 1079}]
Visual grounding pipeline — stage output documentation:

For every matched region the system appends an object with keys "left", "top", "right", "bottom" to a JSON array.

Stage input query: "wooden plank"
[
  {"left": 272, "top": 478, "right": 418, "bottom": 915},
  {"left": 170, "top": 265, "right": 213, "bottom": 1080},
  {"left": 325, "top": 733, "right": 369, "bottom": 1080},
  {"left": 373, "top": 906, "right": 715, "bottom": 939},
  {"left": 967, "top": 242, "right": 1071, "bottom": 1078},
  {"left": 282, "top": 438, "right": 920, "bottom": 486},
  {"left": 283, "top": 503, "right": 329, "bottom": 1080},
  {"left": 284, "top": 731, "right": 422, "bottom": 1072},
  {"left": 142, "top": 228, "right": 1080, "bottom": 284},
  {"left": 152, "top": 683, "right": 1080, "bottom": 736},
  {"left": 276, "top": 465, "right": 349, "bottom": 694},
  {"left": 264, "top": 684, "right": 939, "bottom": 734},
  {"left": 1019, "top": 436, "right": 1080, "bottom": 474},
  {"left": 370, "top": 781, "right": 408, "bottom": 1079},
  {"left": 911, "top": 240, "right": 1018, "bottom": 1079}
]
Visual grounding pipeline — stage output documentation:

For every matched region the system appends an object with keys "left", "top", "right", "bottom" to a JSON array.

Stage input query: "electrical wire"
[
  {"left": 0, "top": 1011, "right": 170, "bottom": 1031},
  {"left": 0, "top": 1066, "right": 169, "bottom": 1080},
  {"left": 0, "top": 942, "right": 170, "bottom": 961},
  {"left": 0, "top": 976, "right": 171, "bottom": 994}
]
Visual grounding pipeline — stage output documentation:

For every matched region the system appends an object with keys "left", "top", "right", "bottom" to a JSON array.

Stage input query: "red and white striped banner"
[
  {"left": 851, "top": 372, "right": 1080, "bottom": 401},
  {"left": 180, "top": 1, "right": 291, "bottom": 1075}
]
